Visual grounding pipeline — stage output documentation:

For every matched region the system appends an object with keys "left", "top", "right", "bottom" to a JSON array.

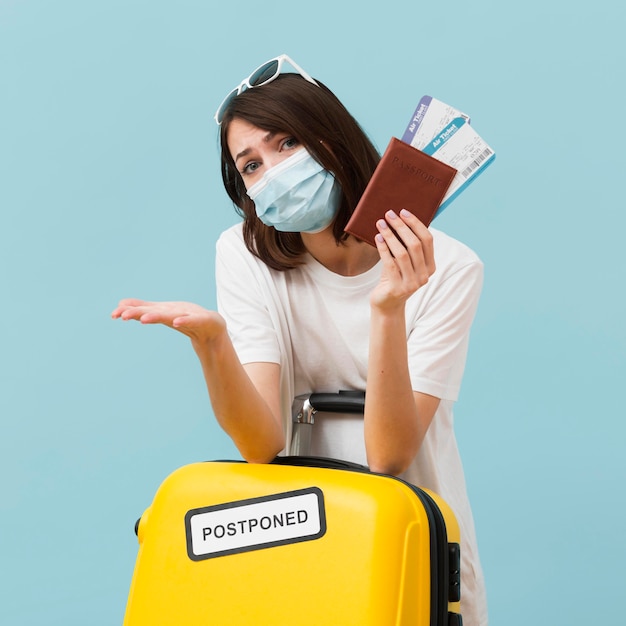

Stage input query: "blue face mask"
[{"left": 246, "top": 149, "right": 341, "bottom": 233}]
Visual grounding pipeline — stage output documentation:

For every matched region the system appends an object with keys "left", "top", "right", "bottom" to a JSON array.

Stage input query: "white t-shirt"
[{"left": 215, "top": 223, "right": 488, "bottom": 625}]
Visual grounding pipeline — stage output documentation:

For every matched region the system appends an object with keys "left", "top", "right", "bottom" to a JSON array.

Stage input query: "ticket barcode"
[{"left": 460, "top": 148, "right": 494, "bottom": 178}]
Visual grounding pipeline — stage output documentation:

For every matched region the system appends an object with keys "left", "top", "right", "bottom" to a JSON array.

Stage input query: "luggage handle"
[
  {"left": 307, "top": 390, "right": 365, "bottom": 415},
  {"left": 291, "top": 390, "right": 365, "bottom": 456}
]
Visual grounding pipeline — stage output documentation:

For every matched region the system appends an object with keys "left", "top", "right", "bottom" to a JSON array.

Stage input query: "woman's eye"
[
  {"left": 242, "top": 161, "right": 260, "bottom": 175},
  {"left": 282, "top": 136, "right": 299, "bottom": 150}
]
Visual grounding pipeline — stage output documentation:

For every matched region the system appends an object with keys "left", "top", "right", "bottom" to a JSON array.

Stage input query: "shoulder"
[
  {"left": 430, "top": 227, "right": 483, "bottom": 279},
  {"left": 215, "top": 222, "right": 260, "bottom": 281},
  {"left": 215, "top": 223, "right": 288, "bottom": 289},
  {"left": 215, "top": 222, "right": 261, "bottom": 269},
  {"left": 431, "top": 227, "right": 482, "bottom": 265},
  {"left": 216, "top": 222, "right": 245, "bottom": 253}
]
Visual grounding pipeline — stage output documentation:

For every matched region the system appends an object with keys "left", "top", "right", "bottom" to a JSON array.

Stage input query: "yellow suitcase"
[{"left": 123, "top": 456, "right": 463, "bottom": 625}]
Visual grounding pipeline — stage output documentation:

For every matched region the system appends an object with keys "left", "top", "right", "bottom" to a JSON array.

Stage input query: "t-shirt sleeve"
[
  {"left": 215, "top": 229, "right": 282, "bottom": 366},
  {"left": 407, "top": 259, "right": 484, "bottom": 401}
]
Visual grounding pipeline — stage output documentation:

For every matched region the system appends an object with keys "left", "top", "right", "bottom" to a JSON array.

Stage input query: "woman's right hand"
[
  {"left": 111, "top": 298, "right": 227, "bottom": 345},
  {"left": 112, "top": 298, "right": 285, "bottom": 461}
]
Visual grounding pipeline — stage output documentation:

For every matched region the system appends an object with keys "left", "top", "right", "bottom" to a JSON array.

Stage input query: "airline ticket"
[
  {"left": 421, "top": 116, "right": 495, "bottom": 213},
  {"left": 401, "top": 95, "right": 470, "bottom": 150}
]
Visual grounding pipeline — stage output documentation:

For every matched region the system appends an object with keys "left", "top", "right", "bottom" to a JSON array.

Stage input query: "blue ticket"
[{"left": 422, "top": 116, "right": 496, "bottom": 214}]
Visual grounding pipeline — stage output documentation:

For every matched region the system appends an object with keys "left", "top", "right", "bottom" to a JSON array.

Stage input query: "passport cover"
[{"left": 344, "top": 137, "right": 457, "bottom": 246}]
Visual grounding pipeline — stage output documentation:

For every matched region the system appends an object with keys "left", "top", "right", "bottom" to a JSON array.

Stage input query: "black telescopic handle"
[{"left": 308, "top": 390, "right": 365, "bottom": 414}]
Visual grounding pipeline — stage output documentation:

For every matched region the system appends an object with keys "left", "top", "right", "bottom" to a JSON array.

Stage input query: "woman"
[{"left": 112, "top": 54, "right": 488, "bottom": 625}]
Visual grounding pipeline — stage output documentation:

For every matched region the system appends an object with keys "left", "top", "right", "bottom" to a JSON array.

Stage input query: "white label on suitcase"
[{"left": 185, "top": 487, "right": 326, "bottom": 560}]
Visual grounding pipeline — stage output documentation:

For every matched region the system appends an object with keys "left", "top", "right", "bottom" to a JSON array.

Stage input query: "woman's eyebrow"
[
  {"left": 234, "top": 131, "right": 276, "bottom": 165},
  {"left": 234, "top": 147, "right": 251, "bottom": 164},
  {"left": 234, "top": 130, "right": 276, "bottom": 164}
]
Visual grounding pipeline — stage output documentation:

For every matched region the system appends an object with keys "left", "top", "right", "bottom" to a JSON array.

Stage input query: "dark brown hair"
[{"left": 219, "top": 74, "right": 380, "bottom": 271}]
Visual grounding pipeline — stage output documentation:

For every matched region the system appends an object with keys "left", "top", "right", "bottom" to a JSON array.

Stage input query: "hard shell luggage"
[{"left": 122, "top": 392, "right": 463, "bottom": 626}]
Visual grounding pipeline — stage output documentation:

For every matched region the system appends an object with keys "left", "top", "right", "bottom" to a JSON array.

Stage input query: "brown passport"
[{"left": 344, "top": 137, "right": 458, "bottom": 246}]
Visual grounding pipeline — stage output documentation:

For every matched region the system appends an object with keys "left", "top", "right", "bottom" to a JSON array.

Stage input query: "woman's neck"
[{"left": 301, "top": 228, "right": 380, "bottom": 277}]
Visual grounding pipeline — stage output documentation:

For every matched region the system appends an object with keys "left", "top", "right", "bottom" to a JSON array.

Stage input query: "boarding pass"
[{"left": 401, "top": 96, "right": 495, "bottom": 215}]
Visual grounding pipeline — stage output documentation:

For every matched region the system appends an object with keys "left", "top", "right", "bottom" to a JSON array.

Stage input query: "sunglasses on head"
[{"left": 214, "top": 54, "right": 319, "bottom": 125}]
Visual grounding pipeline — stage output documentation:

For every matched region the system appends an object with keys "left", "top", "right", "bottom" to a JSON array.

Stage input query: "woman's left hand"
[{"left": 370, "top": 209, "right": 435, "bottom": 311}]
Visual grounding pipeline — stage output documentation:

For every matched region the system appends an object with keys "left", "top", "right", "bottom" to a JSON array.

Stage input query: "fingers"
[
  {"left": 376, "top": 210, "right": 435, "bottom": 273},
  {"left": 111, "top": 300, "right": 226, "bottom": 345},
  {"left": 394, "top": 209, "right": 435, "bottom": 275},
  {"left": 111, "top": 300, "right": 215, "bottom": 331},
  {"left": 111, "top": 299, "right": 169, "bottom": 325},
  {"left": 111, "top": 298, "right": 152, "bottom": 319},
  {"left": 374, "top": 210, "right": 436, "bottom": 303}
]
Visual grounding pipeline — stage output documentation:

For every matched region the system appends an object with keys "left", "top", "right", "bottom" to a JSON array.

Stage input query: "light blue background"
[{"left": 1, "top": 1, "right": 624, "bottom": 624}]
